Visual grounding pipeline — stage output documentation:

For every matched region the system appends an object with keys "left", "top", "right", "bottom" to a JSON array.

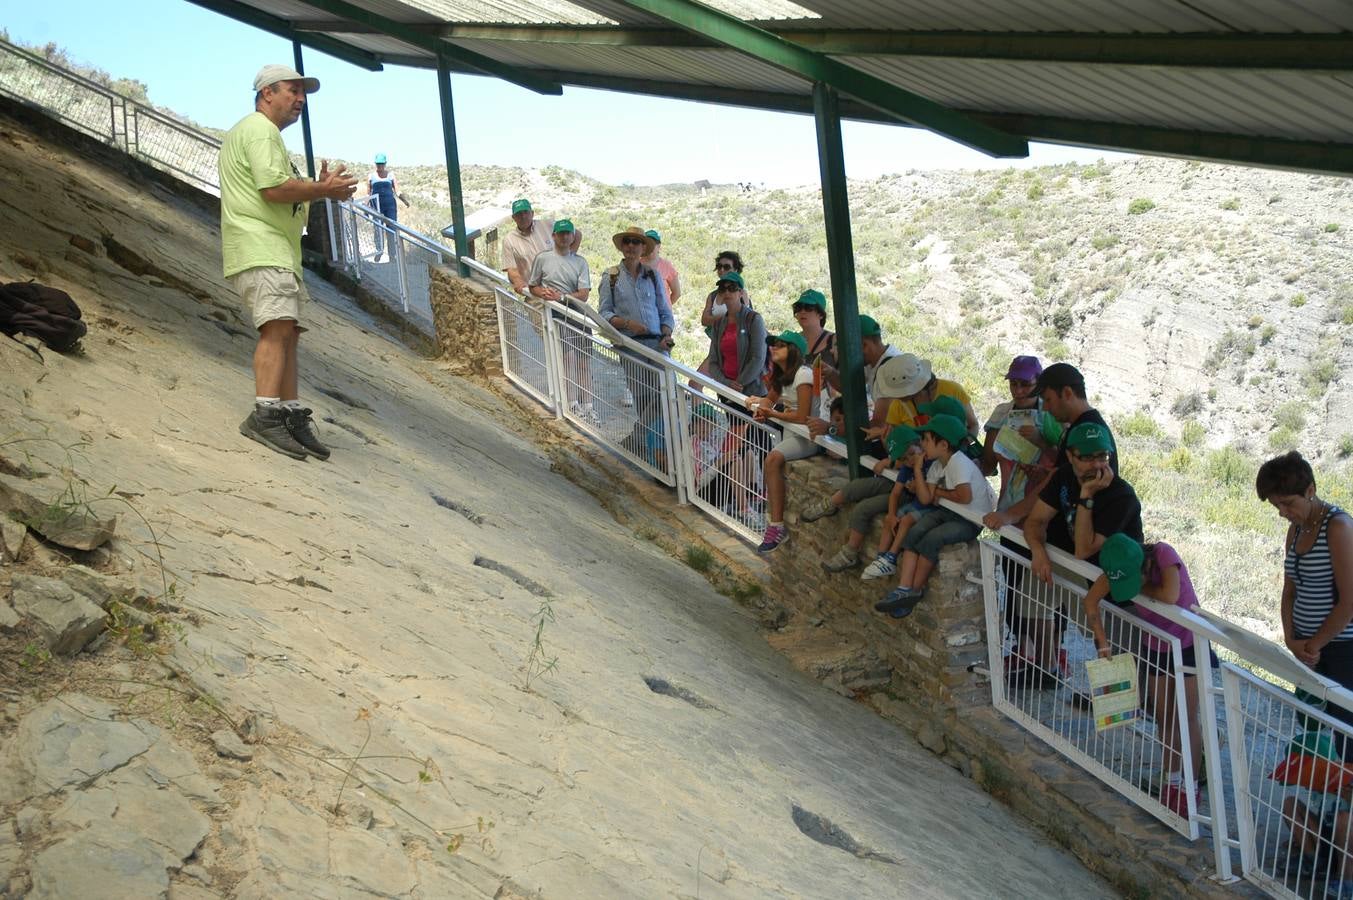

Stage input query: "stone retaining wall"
[{"left": 428, "top": 267, "right": 502, "bottom": 375}]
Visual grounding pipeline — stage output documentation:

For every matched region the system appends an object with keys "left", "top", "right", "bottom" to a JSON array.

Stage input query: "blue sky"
[{"left": 5, "top": 0, "right": 1130, "bottom": 187}]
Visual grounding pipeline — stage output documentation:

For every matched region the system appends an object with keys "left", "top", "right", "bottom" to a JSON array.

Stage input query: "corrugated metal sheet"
[
  {"left": 395, "top": 0, "right": 613, "bottom": 26},
  {"left": 783, "top": 0, "right": 1353, "bottom": 32},
  {"left": 843, "top": 55, "right": 1353, "bottom": 143},
  {"left": 449, "top": 40, "right": 808, "bottom": 92}
]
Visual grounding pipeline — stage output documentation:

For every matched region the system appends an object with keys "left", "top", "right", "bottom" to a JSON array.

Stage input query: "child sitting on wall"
[
  {"left": 875, "top": 414, "right": 996, "bottom": 618},
  {"left": 859, "top": 426, "right": 936, "bottom": 580},
  {"left": 811, "top": 424, "right": 922, "bottom": 573}
]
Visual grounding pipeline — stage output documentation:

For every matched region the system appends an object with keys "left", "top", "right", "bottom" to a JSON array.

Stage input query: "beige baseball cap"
[{"left": 253, "top": 64, "right": 320, "bottom": 94}]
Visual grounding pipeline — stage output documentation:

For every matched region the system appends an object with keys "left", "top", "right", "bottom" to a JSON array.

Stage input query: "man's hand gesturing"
[{"left": 318, "top": 160, "right": 359, "bottom": 201}]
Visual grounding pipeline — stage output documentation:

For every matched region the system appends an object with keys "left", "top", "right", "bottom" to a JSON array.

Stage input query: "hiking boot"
[
  {"left": 240, "top": 406, "right": 308, "bottom": 460},
  {"left": 801, "top": 495, "right": 839, "bottom": 523},
  {"left": 861, "top": 553, "right": 897, "bottom": 581},
  {"left": 757, "top": 524, "right": 788, "bottom": 554},
  {"left": 285, "top": 407, "right": 331, "bottom": 461},
  {"left": 821, "top": 546, "right": 860, "bottom": 573}
]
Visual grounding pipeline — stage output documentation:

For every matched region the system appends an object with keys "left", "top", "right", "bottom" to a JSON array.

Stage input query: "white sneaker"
[
  {"left": 622, "top": 389, "right": 635, "bottom": 408},
  {"left": 861, "top": 554, "right": 897, "bottom": 581}
]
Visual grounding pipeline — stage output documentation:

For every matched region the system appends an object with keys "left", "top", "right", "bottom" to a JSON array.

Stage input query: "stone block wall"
[
  {"left": 428, "top": 267, "right": 502, "bottom": 375},
  {"left": 765, "top": 456, "right": 990, "bottom": 717}
]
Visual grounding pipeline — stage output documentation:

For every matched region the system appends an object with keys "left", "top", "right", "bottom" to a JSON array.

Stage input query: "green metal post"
[
  {"left": 292, "top": 41, "right": 316, "bottom": 179},
  {"left": 814, "top": 82, "right": 865, "bottom": 473},
  {"left": 436, "top": 56, "right": 470, "bottom": 276}
]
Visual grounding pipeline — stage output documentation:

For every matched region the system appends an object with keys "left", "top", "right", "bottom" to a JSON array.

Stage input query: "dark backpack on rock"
[{"left": 0, "top": 282, "right": 87, "bottom": 352}]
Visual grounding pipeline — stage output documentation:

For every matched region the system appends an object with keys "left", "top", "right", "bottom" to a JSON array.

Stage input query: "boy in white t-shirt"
[{"left": 876, "top": 414, "right": 995, "bottom": 618}]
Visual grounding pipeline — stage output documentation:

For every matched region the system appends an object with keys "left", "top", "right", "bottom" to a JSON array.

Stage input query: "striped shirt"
[{"left": 1288, "top": 504, "right": 1351, "bottom": 641}]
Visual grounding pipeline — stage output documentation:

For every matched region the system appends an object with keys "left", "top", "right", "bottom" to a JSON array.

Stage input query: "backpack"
[{"left": 0, "top": 282, "right": 86, "bottom": 352}]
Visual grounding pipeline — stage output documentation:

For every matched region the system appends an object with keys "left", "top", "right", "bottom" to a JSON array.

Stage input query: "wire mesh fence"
[
  {"left": 981, "top": 540, "right": 1204, "bottom": 837},
  {"left": 549, "top": 303, "right": 677, "bottom": 485},
  {"left": 495, "top": 288, "right": 556, "bottom": 410},
  {"left": 674, "top": 382, "right": 779, "bottom": 542},
  {"left": 126, "top": 105, "right": 220, "bottom": 194},
  {"left": 0, "top": 40, "right": 121, "bottom": 145},
  {"left": 1224, "top": 664, "right": 1353, "bottom": 899}
]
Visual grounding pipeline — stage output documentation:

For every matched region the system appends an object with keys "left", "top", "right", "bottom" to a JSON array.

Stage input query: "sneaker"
[
  {"left": 580, "top": 402, "right": 600, "bottom": 424},
  {"left": 1160, "top": 782, "right": 1198, "bottom": 819},
  {"left": 874, "top": 586, "right": 922, "bottom": 618},
  {"left": 861, "top": 553, "right": 897, "bottom": 581},
  {"left": 801, "top": 496, "right": 839, "bottom": 523},
  {"left": 821, "top": 547, "right": 860, "bottom": 573},
  {"left": 285, "top": 407, "right": 331, "bottom": 461},
  {"left": 622, "top": 389, "right": 635, "bottom": 408},
  {"left": 757, "top": 524, "right": 788, "bottom": 554},
  {"left": 240, "top": 406, "right": 308, "bottom": 460}
]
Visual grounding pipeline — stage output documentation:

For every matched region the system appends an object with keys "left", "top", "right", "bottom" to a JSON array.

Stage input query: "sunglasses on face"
[
  {"left": 621, "top": 237, "right": 644, "bottom": 246},
  {"left": 718, "top": 283, "right": 740, "bottom": 293},
  {"left": 1074, "top": 451, "right": 1112, "bottom": 463},
  {"left": 792, "top": 303, "right": 815, "bottom": 313},
  {"left": 714, "top": 262, "right": 735, "bottom": 272}
]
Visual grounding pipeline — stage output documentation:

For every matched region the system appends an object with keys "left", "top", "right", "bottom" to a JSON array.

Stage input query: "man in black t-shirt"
[
  {"left": 1033, "top": 362, "right": 1119, "bottom": 475},
  {"left": 1025, "top": 421, "right": 1143, "bottom": 583}
]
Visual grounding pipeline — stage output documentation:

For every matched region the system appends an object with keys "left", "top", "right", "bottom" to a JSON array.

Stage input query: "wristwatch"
[{"left": 1077, "top": 496, "right": 1095, "bottom": 510}]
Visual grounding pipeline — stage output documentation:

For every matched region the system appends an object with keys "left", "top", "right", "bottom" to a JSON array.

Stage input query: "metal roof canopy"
[
  {"left": 194, "top": 0, "right": 1353, "bottom": 473},
  {"left": 192, "top": 0, "right": 1353, "bottom": 175}
]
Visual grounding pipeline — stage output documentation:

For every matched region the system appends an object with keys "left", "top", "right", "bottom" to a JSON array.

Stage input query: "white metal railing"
[
  {"left": 329, "top": 199, "right": 454, "bottom": 336},
  {"left": 0, "top": 36, "right": 222, "bottom": 195}
]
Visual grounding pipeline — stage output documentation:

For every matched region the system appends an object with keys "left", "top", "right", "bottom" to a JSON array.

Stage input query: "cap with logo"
[
  {"left": 886, "top": 424, "right": 921, "bottom": 462},
  {"left": 794, "top": 289, "right": 827, "bottom": 310},
  {"left": 1099, "top": 533, "right": 1145, "bottom": 602},
  {"left": 916, "top": 414, "right": 967, "bottom": 448},
  {"left": 253, "top": 64, "right": 319, "bottom": 94},
  {"left": 511, "top": 198, "right": 533, "bottom": 215},
  {"left": 552, "top": 219, "right": 575, "bottom": 234},
  {"left": 1065, "top": 421, "right": 1115, "bottom": 455},
  {"left": 644, "top": 229, "right": 662, "bottom": 243},
  {"left": 767, "top": 330, "right": 808, "bottom": 356},
  {"left": 715, "top": 271, "right": 745, "bottom": 290},
  {"left": 918, "top": 395, "right": 967, "bottom": 423},
  {"left": 858, "top": 314, "right": 881, "bottom": 338}
]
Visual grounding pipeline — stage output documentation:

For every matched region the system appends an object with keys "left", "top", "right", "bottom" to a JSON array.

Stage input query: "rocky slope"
[{"left": 0, "top": 103, "right": 1111, "bottom": 896}]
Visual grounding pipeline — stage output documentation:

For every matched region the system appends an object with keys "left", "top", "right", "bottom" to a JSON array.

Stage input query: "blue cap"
[{"left": 374, "top": 153, "right": 387, "bottom": 164}]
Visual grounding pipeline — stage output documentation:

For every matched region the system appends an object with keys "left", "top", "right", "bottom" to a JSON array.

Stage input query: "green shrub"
[
  {"left": 1290, "top": 293, "right": 1307, "bottom": 308},
  {"left": 1273, "top": 401, "right": 1307, "bottom": 432},
  {"left": 1246, "top": 315, "right": 1264, "bottom": 330},
  {"left": 1261, "top": 324, "right": 1277, "bottom": 344},
  {"left": 1206, "top": 447, "right": 1250, "bottom": 487},
  {"left": 1326, "top": 223, "right": 1341, "bottom": 233},
  {"left": 1269, "top": 427, "right": 1299, "bottom": 452},
  {"left": 1181, "top": 421, "right": 1205, "bottom": 448},
  {"left": 1027, "top": 182, "right": 1044, "bottom": 201},
  {"left": 684, "top": 545, "right": 714, "bottom": 572},
  {"left": 1127, "top": 198, "right": 1156, "bottom": 215},
  {"left": 1116, "top": 410, "right": 1162, "bottom": 439},
  {"left": 1220, "top": 198, "right": 1240, "bottom": 211},
  {"left": 1340, "top": 435, "right": 1353, "bottom": 459},
  {"left": 1091, "top": 232, "right": 1120, "bottom": 251}
]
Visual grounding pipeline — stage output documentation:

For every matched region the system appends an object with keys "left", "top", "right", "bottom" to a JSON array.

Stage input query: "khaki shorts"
[{"left": 230, "top": 266, "right": 309, "bottom": 332}]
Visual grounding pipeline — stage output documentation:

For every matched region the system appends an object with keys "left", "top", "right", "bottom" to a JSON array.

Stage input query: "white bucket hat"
[{"left": 876, "top": 353, "right": 932, "bottom": 399}]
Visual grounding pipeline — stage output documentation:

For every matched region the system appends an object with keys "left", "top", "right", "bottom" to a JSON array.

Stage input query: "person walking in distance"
[
  {"left": 364, "top": 153, "right": 409, "bottom": 262},
  {"left": 219, "top": 64, "right": 358, "bottom": 461}
]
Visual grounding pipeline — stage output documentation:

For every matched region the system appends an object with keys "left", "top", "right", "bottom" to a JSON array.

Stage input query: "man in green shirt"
[{"left": 219, "top": 64, "right": 357, "bottom": 461}]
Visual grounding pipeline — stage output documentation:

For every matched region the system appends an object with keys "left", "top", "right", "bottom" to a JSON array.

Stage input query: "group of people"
[{"left": 221, "top": 63, "right": 1353, "bottom": 859}]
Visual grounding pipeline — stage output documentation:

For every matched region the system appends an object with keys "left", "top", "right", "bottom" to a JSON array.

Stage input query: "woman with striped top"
[{"left": 1257, "top": 451, "right": 1353, "bottom": 694}]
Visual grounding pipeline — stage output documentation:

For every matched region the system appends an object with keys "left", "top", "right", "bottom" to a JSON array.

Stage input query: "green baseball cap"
[
  {"left": 917, "top": 414, "right": 966, "bottom": 448},
  {"left": 768, "top": 330, "right": 808, "bottom": 356},
  {"left": 1066, "top": 422, "right": 1115, "bottom": 456},
  {"left": 511, "top": 198, "right": 532, "bottom": 214},
  {"left": 552, "top": 219, "right": 575, "bottom": 234},
  {"left": 858, "top": 315, "right": 881, "bottom": 338},
  {"left": 918, "top": 395, "right": 967, "bottom": 423},
  {"left": 644, "top": 229, "right": 662, "bottom": 243},
  {"left": 795, "top": 289, "right": 827, "bottom": 310},
  {"left": 1099, "top": 533, "right": 1144, "bottom": 603},
  {"left": 886, "top": 424, "right": 921, "bottom": 462},
  {"left": 715, "top": 271, "right": 745, "bottom": 290}
]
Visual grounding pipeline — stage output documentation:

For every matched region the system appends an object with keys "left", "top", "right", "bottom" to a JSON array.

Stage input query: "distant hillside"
[{"left": 384, "top": 158, "right": 1352, "bottom": 462}]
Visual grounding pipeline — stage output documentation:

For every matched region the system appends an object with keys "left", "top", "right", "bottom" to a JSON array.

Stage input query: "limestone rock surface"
[
  {"left": 0, "top": 473, "right": 117, "bottom": 550},
  {"left": 9, "top": 574, "right": 106, "bottom": 654}
]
